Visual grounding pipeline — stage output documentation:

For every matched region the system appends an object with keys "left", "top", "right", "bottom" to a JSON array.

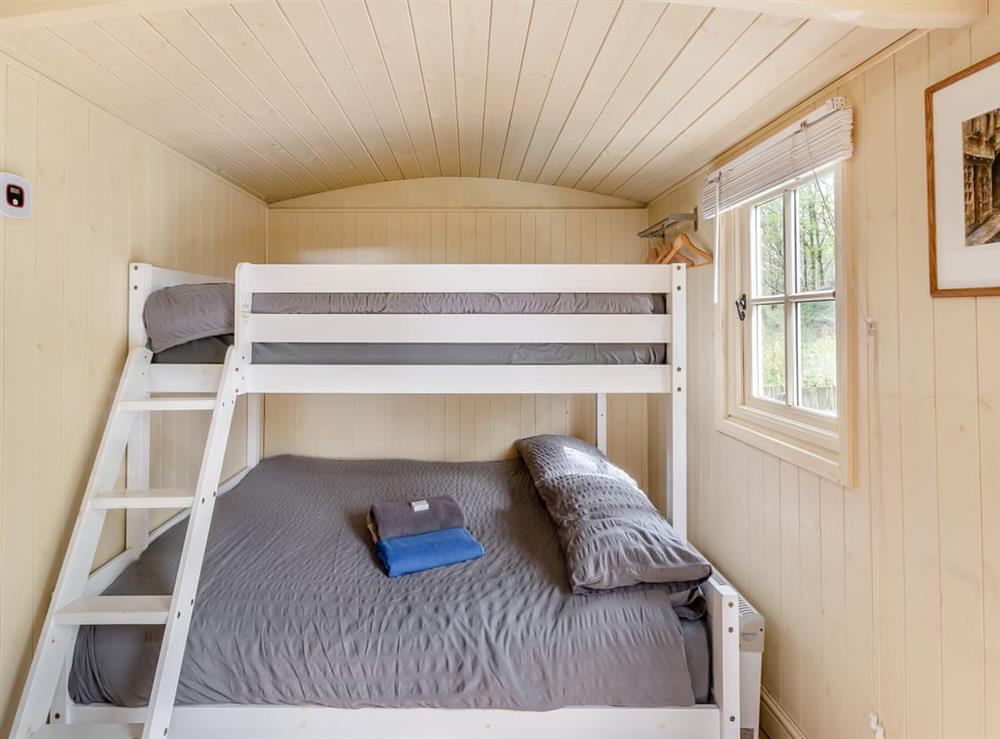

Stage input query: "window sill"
[{"left": 717, "top": 414, "right": 849, "bottom": 486}]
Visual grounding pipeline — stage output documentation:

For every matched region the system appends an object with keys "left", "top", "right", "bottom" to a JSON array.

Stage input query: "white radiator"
[{"left": 708, "top": 570, "right": 765, "bottom": 739}]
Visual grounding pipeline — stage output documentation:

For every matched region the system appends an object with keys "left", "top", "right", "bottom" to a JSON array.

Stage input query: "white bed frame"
[{"left": 43, "top": 262, "right": 744, "bottom": 739}]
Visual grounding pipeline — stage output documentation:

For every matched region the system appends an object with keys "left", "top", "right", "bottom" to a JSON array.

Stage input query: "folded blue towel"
[{"left": 375, "top": 527, "right": 484, "bottom": 578}]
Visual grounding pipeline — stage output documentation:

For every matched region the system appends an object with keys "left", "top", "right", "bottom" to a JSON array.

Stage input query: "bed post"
[
  {"left": 126, "top": 263, "right": 152, "bottom": 554},
  {"left": 669, "top": 264, "right": 687, "bottom": 541},
  {"left": 235, "top": 263, "right": 257, "bottom": 468},
  {"left": 596, "top": 393, "right": 608, "bottom": 453},
  {"left": 234, "top": 263, "right": 254, "bottom": 367}
]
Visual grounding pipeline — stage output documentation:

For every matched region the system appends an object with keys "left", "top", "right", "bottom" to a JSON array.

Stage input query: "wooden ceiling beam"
[{"left": 668, "top": 0, "right": 987, "bottom": 29}]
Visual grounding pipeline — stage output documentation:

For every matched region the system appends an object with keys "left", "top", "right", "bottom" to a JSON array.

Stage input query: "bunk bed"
[{"left": 12, "top": 262, "right": 755, "bottom": 739}]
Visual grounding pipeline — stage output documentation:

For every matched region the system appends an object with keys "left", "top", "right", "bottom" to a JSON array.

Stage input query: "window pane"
[
  {"left": 754, "top": 196, "right": 784, "bottom": 297},
  {"left": 753, "top": 303, "right": 786, "bottom": 403},
  {"left": 795, "top": 175, "right": 836, "bottom": 292},
  {"left": 797, "top": 301, "right": 837, "bottom": 414}
]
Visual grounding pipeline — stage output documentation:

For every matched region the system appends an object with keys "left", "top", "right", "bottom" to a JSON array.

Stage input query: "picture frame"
[{"left": 926, "top": 50, "right": 1000, "bottom": 297}]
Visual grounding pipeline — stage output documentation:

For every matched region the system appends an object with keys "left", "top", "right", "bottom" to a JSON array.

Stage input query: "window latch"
[{"left": 735, "top": 293, "right": 747, "bottom": 322}]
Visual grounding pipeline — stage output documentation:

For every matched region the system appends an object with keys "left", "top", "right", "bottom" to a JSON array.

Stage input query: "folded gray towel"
[{"left": 367, "top": 496, "right": 465, "bottom": 542}]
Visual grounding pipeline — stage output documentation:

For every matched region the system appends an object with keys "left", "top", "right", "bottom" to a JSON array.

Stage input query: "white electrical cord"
[
  {"left": 805, "top": 125, "right": 884, "bottom": 729},
  {"left": 869, "top": 713, "right": 886, "bottom": 739},
  {"left": 712, "top": 177, "right": 722, "bottom": 304}
]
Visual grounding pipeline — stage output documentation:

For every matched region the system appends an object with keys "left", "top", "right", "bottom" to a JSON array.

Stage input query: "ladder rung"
[
  {"left": 54, "top": 595, "right": 172, "bottom": 626},
  {"left": 29, "top": 723, "right": 142, "bottom": 739},
  {"left": 91, "top": 489, "right": 195, "bottom": 510},
  {"left": 120, "top": 396, "right": 216, "bottom": 412}
]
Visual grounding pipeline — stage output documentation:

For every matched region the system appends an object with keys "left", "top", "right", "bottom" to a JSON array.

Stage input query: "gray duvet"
[{"left": 70, "top": 455, "right": 708, "bottom": 709}]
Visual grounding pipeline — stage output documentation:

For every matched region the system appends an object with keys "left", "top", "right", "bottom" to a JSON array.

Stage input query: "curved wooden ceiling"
[{"left": 0, "top": 1, "right": 908, "bottom": 203}]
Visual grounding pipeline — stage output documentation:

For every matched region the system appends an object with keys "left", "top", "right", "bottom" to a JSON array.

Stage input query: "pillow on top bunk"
[
  {"left": 516, "top": 434, "right": 710, "bottom": 594},
  {"left": 144, "top": 283, "right": 235, "bottom": 353}
]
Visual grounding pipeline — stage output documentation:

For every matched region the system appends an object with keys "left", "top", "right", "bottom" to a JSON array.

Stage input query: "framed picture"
[{"left": 926, "top": 50, "right": 1000, "bottom": 297}]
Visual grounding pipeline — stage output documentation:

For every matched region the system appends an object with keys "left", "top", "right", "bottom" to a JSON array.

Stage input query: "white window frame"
[{"left": 718, "top": 163, "right": 854, "bottom": 484}]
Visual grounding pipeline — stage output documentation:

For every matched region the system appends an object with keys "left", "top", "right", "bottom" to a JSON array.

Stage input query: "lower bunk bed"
[
  {"left": 71, "top": 453, "right": 709, "bottom": 711},
  {"left": 64, "top": 449, "right": 740, "bottom": 739}
]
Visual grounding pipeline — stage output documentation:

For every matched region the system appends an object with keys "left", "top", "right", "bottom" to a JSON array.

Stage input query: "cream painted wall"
[
  {"left": 647, "top": 7, "right": 1000, "bottom": 739},
  {"left": 0, "top": 53, "right": 267, "bottom": 733},
  {"left": 265, "top": 190, "right": 655, "bottom": 495}
]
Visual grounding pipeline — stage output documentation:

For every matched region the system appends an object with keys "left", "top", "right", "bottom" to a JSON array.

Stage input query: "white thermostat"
[{"left": 1, "top": 173, "right": 31, "bottom": 219}]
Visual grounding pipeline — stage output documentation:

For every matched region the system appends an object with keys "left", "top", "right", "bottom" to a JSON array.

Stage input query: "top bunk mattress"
[
  {"left": 70, "top": 455, "right": 707, "bottom": 710},
  {"left": 144, "top": 283, "right": 668, "bottom": 365}
]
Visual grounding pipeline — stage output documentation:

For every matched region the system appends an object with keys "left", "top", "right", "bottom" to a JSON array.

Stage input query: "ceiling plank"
[
  {"left": 366, "top": 0, "right": 443, "bottom": 178},
  {"left": 495, "top": 0, "right": 576, "bottom": 181},
  {"left": 233, "top": 1, "right": 385, "bottom": 185},
  {"left": 407, "top": 0, "right": 460, "bottom": 177},
  {"left": 92, "top": 12, "right": 309, "bottom": 197},
  {"left": 451, "top": 0, "right": 491, "bottom": 176},
  {"left": 515, "top": 0, "right": 622, "bottom": 182},
  {"left": 480, "top": 0, "right": 533, "bottom": 179},
  {"left": 535, "top": 0, "right": 668, "bottom": 186},
  {"left": 187, "top": 3, "right": 358, "bottom": 189},
  {"left": 140, "top": 9, "right": 329, "bottom": 194},
  {"left": 279, "top": 0, "right": 404, "bottom": 181},
  {"left": 323, "top": 0, "right": 425, "bottom": 179},
  {"left": 667, "top": 0, "right": 985, "bottom": 29},
  {"left": 553, "top": 2, "right": 710, "bottom": 190}
]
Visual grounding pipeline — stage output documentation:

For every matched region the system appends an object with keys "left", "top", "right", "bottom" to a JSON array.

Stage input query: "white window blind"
[{"left": 702, "top": 97, "right": 853, "bottom": 219}]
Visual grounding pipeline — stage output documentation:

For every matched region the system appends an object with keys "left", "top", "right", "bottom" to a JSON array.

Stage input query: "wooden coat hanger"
[{"left": 644, "top": 232, "right": 713, "bottom": 268}]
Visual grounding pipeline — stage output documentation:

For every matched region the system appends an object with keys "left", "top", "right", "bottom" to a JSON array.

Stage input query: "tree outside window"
[{"left": 749, "top": 172, "right": 837, "bottom": 417}]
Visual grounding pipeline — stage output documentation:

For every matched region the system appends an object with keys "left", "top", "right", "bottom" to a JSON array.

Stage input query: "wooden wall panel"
[
  {"left": 646, "top": 4, "right": 1000, "bottom": 738},
  {"left": 0, "top": 53, "right": 267, "bottom": 735},
  {"left": 264, "top": 206, "right": 655, "bottom": 495}
]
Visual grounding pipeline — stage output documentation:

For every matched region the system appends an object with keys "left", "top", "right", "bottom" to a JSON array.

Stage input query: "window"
[{"left": 721, "top": 164, "right": 851, "bottom": 483}]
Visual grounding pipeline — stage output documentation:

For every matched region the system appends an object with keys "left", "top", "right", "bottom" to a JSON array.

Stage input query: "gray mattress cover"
[
  {"left": 152, "top": 337, "right": 666, "bottom": 365},
  {"left": 251, "top": 291, "right": 666, "bottom": 315},
  {"left": 70, "top": 456, "right": 709, "bottom": 709}
]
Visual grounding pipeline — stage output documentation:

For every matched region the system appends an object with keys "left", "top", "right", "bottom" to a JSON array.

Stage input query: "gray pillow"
[
  {"left": 517, "top": 434, "right": 711, "bottom": 594},
  {"left": 143, "top": 283, "right": 234, "bottom": 353}
]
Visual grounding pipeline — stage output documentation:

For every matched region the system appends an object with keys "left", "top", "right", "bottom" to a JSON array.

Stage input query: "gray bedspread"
[
  {"left": 70, "top": 456, "right": 708, "bottom": 709},
  {"left": 153, "top": 338, "right": 666, "bottom": 365}
]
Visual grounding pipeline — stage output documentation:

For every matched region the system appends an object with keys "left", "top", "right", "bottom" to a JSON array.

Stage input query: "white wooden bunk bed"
[{"left": 11, "top": 261, "right": 756, "bottom": 739}]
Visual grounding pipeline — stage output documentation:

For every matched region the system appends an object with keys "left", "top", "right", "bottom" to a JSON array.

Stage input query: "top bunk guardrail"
[{"left": 233, "top": 263, "right": 684, "bottom": 396}]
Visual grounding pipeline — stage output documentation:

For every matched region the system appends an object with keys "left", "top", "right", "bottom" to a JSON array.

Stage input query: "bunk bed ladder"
[{"left": 9, "top": 346, "right": 242, "bottom": 739}]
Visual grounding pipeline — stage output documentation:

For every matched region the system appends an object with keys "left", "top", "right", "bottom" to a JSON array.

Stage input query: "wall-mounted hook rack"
[{"left": 637, "top": 207, "right": 697, "bottom": 240}]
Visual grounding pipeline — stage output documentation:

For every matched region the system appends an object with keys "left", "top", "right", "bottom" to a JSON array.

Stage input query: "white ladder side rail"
[
  {"left": 669, "top": 264, "right": 687, "bottom": 541},
  {"left": 142, "top": 347, "right": 243, "bottom": 739},
  {"left": 9, "top": 348, "right": 154, "bottom": 738},
  {"left": 127, "top": 263, "right": 154, "bottom": 556}
]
